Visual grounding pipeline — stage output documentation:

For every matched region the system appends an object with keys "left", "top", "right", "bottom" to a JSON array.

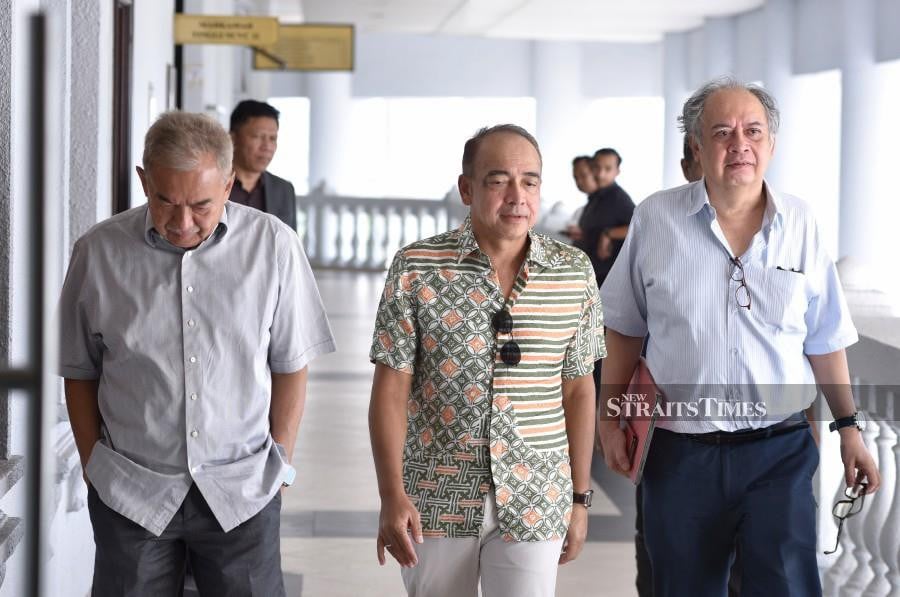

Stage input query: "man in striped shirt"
[
  {"left": 368, "top": 124, "right": 605, "bottom": 597},
  {"left": 598, "top": 77, "right": 880, "bottom": 596}
]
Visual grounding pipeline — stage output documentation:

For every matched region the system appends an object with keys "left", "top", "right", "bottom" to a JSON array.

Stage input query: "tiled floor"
[{"left": 281, "top": 270, "right": 639, "bottom": 596}]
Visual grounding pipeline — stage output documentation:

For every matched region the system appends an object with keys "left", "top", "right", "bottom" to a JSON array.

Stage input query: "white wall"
[
  {"left": 130, "top": 0, "right": 176, "bottom": 207},
  {"left": 794, "top": 0, "right": 843, "bottom": 74},
  {"left": 3, "top": 2, "right": 47, "bottom": 596},
  {"left": 353, "top": 32, "right": 534, "bottom": 97},
  {"left": 579, "top": 41, "right": 663, "bottom": 97},
  {"left": 733, "top": 8, "right": 766, "bottom": 82},
  {"left": 1, "top": 0, "right": 175, "bottom": 594},
  {"left": 264, "top": 32, "right": 664, "bottom": 101},
  {"left": 876, "top": 0, "right": 900, "bottom": 61}
]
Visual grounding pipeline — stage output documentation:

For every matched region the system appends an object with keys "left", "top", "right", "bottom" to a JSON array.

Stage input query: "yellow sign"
[
  {"left": 174, "top": 14, "right": 279, "bottom": 45},
  {"left": 253, "top": 25, "right": 354, "bottom": 71}
]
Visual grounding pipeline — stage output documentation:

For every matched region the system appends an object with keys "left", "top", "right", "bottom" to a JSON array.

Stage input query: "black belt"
[{"left": 677, "top": 413, "right": 809, "bottom": 445}]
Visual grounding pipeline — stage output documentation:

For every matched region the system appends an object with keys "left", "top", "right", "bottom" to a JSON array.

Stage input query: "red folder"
[{"left": 622, "top": 358, "right": 663, "bottom": 485}]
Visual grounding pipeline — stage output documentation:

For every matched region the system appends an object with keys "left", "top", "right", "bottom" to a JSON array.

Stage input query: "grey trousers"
[{"left": 87, "top": 484, "right": 285, "bottom": 597}]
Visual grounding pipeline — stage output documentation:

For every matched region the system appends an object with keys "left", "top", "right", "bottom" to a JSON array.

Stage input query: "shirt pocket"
[{"left": 755, "top": 268, "right": 808, "bottom": 333}]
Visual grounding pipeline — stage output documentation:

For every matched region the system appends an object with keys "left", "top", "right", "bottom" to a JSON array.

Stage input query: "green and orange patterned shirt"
[{"left": 370, "top": 217, "right": 605, "bottom": 541}]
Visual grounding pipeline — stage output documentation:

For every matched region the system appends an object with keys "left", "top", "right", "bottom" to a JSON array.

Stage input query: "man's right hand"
[
  {"left": 565, "top": 225, "right": 584, "bottom": 242},
  {"left": 376, "top": 493, "right": 423, "bottom": 568},
  {"left": 597, "top": 420, "right": 631, "bottom": 477}
]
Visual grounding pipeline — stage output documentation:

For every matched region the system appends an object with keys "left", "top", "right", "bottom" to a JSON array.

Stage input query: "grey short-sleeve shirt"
[{"left": 58, "top": 202, "right": 336, "bottom": 535}]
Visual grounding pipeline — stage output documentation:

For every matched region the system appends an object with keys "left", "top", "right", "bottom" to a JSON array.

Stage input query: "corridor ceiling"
[{"left": 267, "top": 0, "right": 766, "bottom": 42}]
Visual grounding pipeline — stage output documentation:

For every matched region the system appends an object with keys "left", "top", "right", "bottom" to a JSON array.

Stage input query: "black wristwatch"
[
  {"left": 573, "top": 490, "right": 593, "bottom": 509},
  {"left": 829, "top": 411, "right": 866, "bottom": 433}
]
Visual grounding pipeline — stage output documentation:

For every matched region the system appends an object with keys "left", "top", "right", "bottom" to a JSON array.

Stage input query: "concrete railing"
[
  {"left": 820, "top": 325, "right": 900, "bottom": 596},
  {"left": 297, "top": 187, "right": 466, "bottom": 270}
]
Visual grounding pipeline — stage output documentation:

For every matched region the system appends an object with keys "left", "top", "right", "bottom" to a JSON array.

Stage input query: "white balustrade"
[
  {"left": 880, "top": 393, "right": 900, "bottom": 595},
  {"left": 822, "top": 379, "right": 900, "bottom": 597},
  {"left": 861, "top": 410, "right": 896, "bottom": 596},
  {"left": 296, "top": 186, "right": 463, "bottom": 270},
  {"left": 839, "top": 410, "right": 879, "bottom": 596}
]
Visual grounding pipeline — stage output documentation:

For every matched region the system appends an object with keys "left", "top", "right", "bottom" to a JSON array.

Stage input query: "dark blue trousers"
[{"left": 641, "top": 426, "right": 821, "bottom": 597}]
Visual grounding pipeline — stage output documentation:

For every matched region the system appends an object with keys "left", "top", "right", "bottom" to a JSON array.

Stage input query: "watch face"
[{"left": 856, "top": 411, "right": 867, "bottom": 431}]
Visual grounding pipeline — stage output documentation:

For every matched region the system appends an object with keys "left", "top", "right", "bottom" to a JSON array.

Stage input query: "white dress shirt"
[{"left": 600, "top": 180, "right": 857, "bottom": 433}]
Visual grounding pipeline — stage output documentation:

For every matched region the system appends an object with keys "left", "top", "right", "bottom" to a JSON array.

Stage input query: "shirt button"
[
  {"left": 190, "top": 430, "right": 199, "bottom": 438},
  {"left": 189, "top": 356, "right": 197, "bottom": 364},
  {"left": 187, "top": 285, "right": 194, "bottom": 293},
  {"left": 185, "top": 251, "right": 192, "bottom": 258},
  {"left": 730, "top": 348, "right": 739, "bottom": 355},
  {"left": 187, "top": 319, "right": 195, "bottom": 327},
  {"left": 190, "top": 393, "right": 197, "bottom": 401}
]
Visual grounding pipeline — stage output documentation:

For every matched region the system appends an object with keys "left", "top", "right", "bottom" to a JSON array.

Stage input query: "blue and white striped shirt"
[{"left": 600, "top": 180, "right": 857, "bottom": 433}]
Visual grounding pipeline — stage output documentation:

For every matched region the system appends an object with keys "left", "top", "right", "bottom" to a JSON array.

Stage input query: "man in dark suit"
[{"left": 229, "top": 100, "right": 297, "bottom": 229}]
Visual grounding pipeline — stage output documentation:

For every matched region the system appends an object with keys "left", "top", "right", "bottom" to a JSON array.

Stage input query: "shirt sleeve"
[
  {"left": 369, "top": 251, "right": 419, "bottom": 374},
  {"left": 599, "top": 211, "right": 649, "bottom": 338},
  {"left": 268, "top": 230, "right": 336, "bottom": 373},
  {"left": 803, "top": 236, "right": 858, "bottom": 355},
  {"left": 562, "top": 259, "right": 606, "bottom": 380},
  {"left": 57, "top": 238, "right": 103, "bottom": 380}
]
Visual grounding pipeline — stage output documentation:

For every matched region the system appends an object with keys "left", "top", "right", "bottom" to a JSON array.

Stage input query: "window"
[
  {"left": 576, "top": 97, "right": 665, "bottom": 206},
  {"left": 340, "top": 97, "right": 537, "bottom": 198}
]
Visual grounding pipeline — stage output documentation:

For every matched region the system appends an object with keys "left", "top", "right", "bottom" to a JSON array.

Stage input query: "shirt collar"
[
  {"left": 686, "top": 178, "right": 783, "bottom": 228},
  {"left": 686, "top": 179, "right": 711, "bottom": 216},
  {"left": 455, "top": 215, "right": 552, "bottom": 268},
  {"left": 761, "top": 182, "right": 783, "bottom": 230},
  {"left": 143, "top": 203, "right": 230, "bottom": 251}
]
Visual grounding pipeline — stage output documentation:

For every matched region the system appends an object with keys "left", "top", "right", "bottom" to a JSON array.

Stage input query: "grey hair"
[
  {"left": 461, "top": 124, "right": 542, "bottom": 177},
  {"left": 678, "top": 76, "right": 780, "bottom": 146},
  {"left": 142, "top": 111, "right": 233, "bottom": 179}
]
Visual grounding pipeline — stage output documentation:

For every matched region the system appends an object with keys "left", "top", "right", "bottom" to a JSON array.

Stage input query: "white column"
[
  {"left": 531, "top": 40, "right": 585, "bottom": 209},
  {"left": 662, "top": 32, "right": 689, "bottom": 189},
  {"left": 761, "top": 0, "right": 797, "bottom": 191},
  {"left": 838, "top": 0, "right": 879, "bottom": 264},
  {"left": 702, "top": 17, "right": 735, "bottom": 79},
  {"left": 307, "top": 72, "right": 352, "bottom": 193}
]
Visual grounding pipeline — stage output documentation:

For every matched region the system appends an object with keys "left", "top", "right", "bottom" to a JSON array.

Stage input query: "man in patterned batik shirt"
[{"left": 368, "top": 124, "right": 605, "bottom": 597}]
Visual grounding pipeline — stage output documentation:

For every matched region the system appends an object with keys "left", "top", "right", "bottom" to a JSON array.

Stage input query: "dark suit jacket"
[
  {"left": 259, "top": 171, "right": 297, "bottom": 230},
  {"left": 230, "top": 171, "right": 297, "bottom": 230}
]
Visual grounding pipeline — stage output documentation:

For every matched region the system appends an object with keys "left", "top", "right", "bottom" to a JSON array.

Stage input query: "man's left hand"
[
  {"left": 839, "top": 428, "right": 881, "bottom": 493},
  {"left": 559, "top": 504, "right": 588, "bottom": 565}
]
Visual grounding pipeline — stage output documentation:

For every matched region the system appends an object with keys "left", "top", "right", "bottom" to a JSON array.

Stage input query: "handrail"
[{"left": 296, "top": 186, "right": 466, "bottom": 270}]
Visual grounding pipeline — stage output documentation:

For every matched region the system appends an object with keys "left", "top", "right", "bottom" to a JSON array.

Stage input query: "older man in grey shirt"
[{"left": 58, "top": 112, "right": 335, "bottom": 596}]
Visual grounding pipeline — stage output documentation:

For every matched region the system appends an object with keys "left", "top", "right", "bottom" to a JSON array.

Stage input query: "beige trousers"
[{"left": 400, "top": 489, "right": 564, "bottom": 597}]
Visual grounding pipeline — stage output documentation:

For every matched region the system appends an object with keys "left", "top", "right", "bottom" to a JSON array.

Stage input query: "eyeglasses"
[
  {"left": 730, "top": 257, "right": 752, "bottom": 311},
  {"left": 492, "top": 309, "right": 521, "bottom": 366},
  {"left": 824, "top": 482, "right": 868, "bottom": 555}
]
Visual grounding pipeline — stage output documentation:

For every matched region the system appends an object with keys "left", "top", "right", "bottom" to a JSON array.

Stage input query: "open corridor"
[{"left": 280, "top": 270, "right": 638, "bottom": 596}]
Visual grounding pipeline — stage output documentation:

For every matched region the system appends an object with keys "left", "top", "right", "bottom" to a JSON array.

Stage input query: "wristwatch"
[
  {"left": 829, "top": 411, "right": 866, "bottom": 433},
  {"left": 573, "top": 490, "right": 594, "bottom": 508},
  {"left": 282, "top": 466, "right": 297, "bottom": 488}
]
